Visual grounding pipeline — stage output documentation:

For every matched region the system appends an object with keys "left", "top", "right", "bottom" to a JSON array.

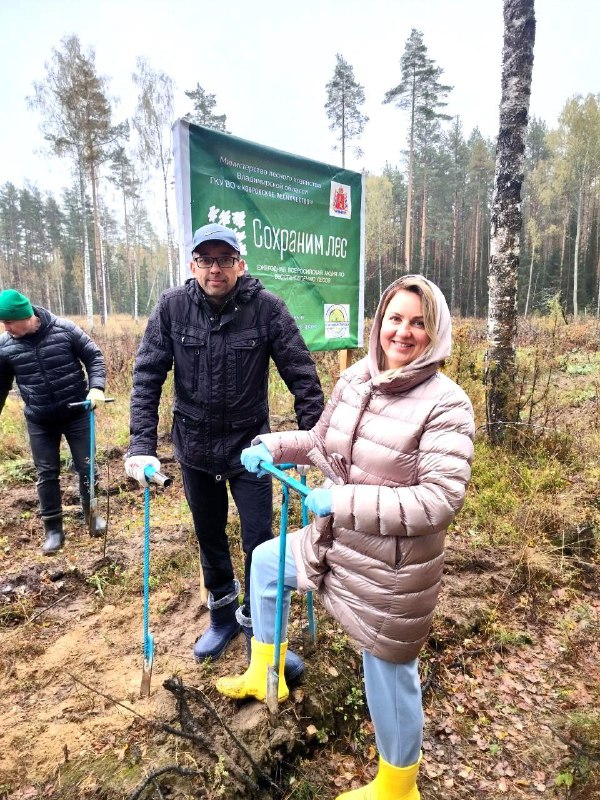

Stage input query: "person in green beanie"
[{"left": 0, "top": 289, "right": 107, "bottom": 554}]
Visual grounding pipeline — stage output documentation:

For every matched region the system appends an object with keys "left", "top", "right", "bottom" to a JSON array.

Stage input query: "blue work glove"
[
  {"left": 240, "top": 442, "right": 273, "bottom": 475},
  {"left": 305, "top": 488, "right": 332, "bottom": 517}
]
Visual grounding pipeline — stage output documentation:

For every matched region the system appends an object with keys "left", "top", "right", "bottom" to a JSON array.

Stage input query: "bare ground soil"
[{"left": 0, "top": 445, "right": 599, "bottom": 800}]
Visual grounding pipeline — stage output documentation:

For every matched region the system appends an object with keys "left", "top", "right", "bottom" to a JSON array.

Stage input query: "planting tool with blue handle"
[
  {"left": 140, "top": 464, "right": 171, "bottom": 698},
  {"left": 256, "top": 461, "right": 315, "bottom": 722},
  {"left": 67, "top": 397, "right": 114, "bottom": 539},
  {"left": 299, "top": 472, "right": 317, "bottom": 656}
]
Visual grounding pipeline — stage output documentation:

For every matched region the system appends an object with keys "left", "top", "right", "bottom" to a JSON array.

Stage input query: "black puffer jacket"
[
  {"left": 129, "top": 274, "right": 324, "bottom": 476},
  {"left": 0, "top": 306, "right": 106, "bottom": 421}
]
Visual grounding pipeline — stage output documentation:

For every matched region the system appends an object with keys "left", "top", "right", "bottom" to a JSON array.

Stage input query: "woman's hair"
[{"left": 377, "top": 276, "right": 439, "bottom": 371}]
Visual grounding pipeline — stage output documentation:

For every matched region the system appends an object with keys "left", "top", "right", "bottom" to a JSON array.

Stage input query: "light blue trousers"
[{"left": 250, "top": 536, "right": 423, "bottom": 767}]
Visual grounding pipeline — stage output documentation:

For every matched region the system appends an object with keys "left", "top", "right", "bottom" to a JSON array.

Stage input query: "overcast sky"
[{"left": 1, "top": 0, "right": 598, "bottom": 225}]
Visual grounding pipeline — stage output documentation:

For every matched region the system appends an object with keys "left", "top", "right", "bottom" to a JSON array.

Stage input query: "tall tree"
[
  {"left": 0, "top": 183, "right": 21, "bottom": 286},
  {"left": 485, "top": 0, "right": 536, "bottom": 444},
  {"left": 446, "top": 118, "right": 470, "bottom": 312},
  {"left": 109, "top": 146, "right": 142, "bottom": 319},
  {"left": 133, "top": 58, "right": 177, "bottom": 287},
  {"left": 325, "top": 54, "right": 368, "bottom": 167},
  {"left": 184, "top": 83, "right": 228, "bottom": 132},
  {"left": 384, "top": 29, "right": 451, "bottom": 271},
  {"left": 365, "top": 175, "right": 395, "bottom": 314},
  {"left": 44, "top": 195, "right": 66, "bottom": 315},
  {"left": 30, "top": 35, "right": 126, "bottom": 326},
  {"left": 521, "top": 116, "right": 551, "bottom": 315},
  {"left": 554, "top": 95, "right": 600, "bottom": 316}
]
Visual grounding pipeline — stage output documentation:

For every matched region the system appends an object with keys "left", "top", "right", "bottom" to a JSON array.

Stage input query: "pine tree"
[
  {"left": 183, "top": 84, "right": 228, "bottom": 132},
  {"left": 384, "top": 29, "right": 452, "bottom": 271},
  {"left": 325, "top": 54, "right": 368, "bottom": 167},
  {"left": 30, "top": 35, "right": 126, "bottom": 326},
  {"left": 446, "top": 118, "right": 470, "bottom": 311},
  {"left": 0, "top": 183, "right": 21, "bottom": 286},
  {"left": 109, "top": 147, "right": 142, "bottom": 319}
]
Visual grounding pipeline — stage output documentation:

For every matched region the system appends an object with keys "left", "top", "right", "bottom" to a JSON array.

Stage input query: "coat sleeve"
[
  {"left": 71, "top": 324, "right": 106, "bottom": 390},
  {"left": 268, "top": 297, "right": 324, "bottom": 430},
  {"left": 332, "top": 391, "right": 475, "bottom": 537},
  {"left": 128, "top": 298, "right": 174, "bottom": 457},
  {"left": 0, "top": 355, "right": 14, "bottom": 415},
  {"left": 257, "top": 375, "right": 345, "bottom": 466}
]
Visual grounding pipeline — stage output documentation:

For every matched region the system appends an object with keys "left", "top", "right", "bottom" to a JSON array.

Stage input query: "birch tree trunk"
[
  {"left": 485, "top": 0, "right": 536, "bottom": 444},
  {"left": 78, "top": 159, "right": 94, "bottom": 329},
  {"left": 161, "top": 154, "right": 175, "bottom": 288},
  {"left": 573, "top": 178, "right": 585, "bottom": 318},
  {"left": 450, "top": 192, "right": 459, "bottom": 312},
  {"left": 89, "top": 162, "right": 107, "bottom": 326}
]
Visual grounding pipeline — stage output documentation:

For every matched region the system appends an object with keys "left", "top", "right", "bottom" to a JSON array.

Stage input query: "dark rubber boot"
[
  {"left": 41, "top": 515, "right": 65, "bottom": 555},
  {"left": 194, "top": 582, "right": 241, "bottom": 662},
  {"left": 237, "top": 606, "right": 305, "bottom": 684}
]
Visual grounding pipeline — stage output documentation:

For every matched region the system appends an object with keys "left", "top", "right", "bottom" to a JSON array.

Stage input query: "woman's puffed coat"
[{"left": 257, "top": 277, "right": 475, "bottom": 663}]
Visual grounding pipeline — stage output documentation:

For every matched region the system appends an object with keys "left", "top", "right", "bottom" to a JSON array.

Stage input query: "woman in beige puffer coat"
[{"left": 217, "top": 275, "right": 475, "bottom": 800}]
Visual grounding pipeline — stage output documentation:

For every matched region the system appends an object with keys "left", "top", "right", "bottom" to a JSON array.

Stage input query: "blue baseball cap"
[{"left": 191, "top": 224, "right": 241, "bottom": 253}]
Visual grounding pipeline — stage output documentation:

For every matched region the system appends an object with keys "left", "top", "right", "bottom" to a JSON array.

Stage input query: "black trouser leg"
[
  {"left": 181, "top": 465, "right": 235, "bottom": 598},
  {"left": 26, "top": 418, "right": 63, "bottom": 520},
  {"left": 229, "top": 468, "right": 273, "bottom": 612},
  {"left": 61, "top": 411, "right": 93, "bottom": 507}
]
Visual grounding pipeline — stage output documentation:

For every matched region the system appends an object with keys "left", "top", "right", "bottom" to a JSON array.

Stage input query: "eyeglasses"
[{"left": 193, "top": 255, "right": 239, "bottom": 269}]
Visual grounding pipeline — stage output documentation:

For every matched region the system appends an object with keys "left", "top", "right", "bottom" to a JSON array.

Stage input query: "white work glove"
[
  {"left": 86, "top": 388, "right": 105, "bottom": 409},
  {"left": 125, "top": 455, "right": 161, "bottom": 486},
  {"left": 296, "top": 464, "right": 311, "bottom": 476}
]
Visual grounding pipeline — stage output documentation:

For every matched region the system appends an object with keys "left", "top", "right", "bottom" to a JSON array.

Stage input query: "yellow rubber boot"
[
  {"left": 215, "top": 638, "right": 289, "bottom": 702},
  {"left": 335, "top": 754, "right": 421, "bottom": 800}
]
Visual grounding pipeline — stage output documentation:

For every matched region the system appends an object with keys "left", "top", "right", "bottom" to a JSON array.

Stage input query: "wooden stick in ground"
[{"left": 338, "top": 348, "right": 354, "bottom": 374}]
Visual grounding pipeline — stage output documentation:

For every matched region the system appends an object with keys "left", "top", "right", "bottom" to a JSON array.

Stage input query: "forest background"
[{"left": 1, "top": 0, "right": 600, "bottom": 323}]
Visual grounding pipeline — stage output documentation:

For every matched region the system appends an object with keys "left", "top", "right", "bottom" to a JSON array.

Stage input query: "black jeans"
[
  {"left": 26, "top": 411, "right": 92, "bottom": 520},
  {"left": 180, "top": 465, "right": 273, "bottom": 611}
]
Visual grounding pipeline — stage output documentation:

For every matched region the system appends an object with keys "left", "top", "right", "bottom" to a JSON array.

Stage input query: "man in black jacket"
[
  {"left": 125, "top": 224, "right": 324, "bottom": 677},
  {"left": 0, "top": 289, "right": 107, "bottom": 555}
]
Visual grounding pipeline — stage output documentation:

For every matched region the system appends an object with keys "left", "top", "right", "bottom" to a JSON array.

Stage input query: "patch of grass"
[
  {"left": 564, "top": 362, "right": 596, "bottom": 376},
  {"left": 487, "top": 623, "right": 534, "bottom": 647},
  {"left": 86, "top": 560, "right": 126, "bottom": 598},
  {"left": 0, "top": 597, "right": 36, "bottom": 628},
  {"left": 568, "top": 710, "right": 600, "bottom": 753},
  {"left": 460, "top": 442, "right": 521, "bottom": 540},
  {"left": 0, "top": 398, "right": 28, "bottom": 461},
  {"left": 286, "top": 773, "right": 321, "bottom": 799}
]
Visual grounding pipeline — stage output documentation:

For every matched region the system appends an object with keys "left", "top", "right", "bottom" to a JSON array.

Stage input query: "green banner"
[{"left": 173, "top": 120, "right": 364, "bottom": 351}]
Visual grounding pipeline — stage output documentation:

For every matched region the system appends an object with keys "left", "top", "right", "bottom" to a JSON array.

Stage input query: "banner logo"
[
  {"left": 329, "top": 182, "right": 352, "bottom": 219},
  {"left": 324, "top": 304, "right": 350, "bottom": 339},
  {"left": 207, "top": 207, "right": 247, "bottom": 255}
]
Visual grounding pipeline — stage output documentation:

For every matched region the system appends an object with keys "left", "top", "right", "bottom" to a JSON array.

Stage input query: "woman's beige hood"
[{"left": 367, "top": 275, "right": 452, "bottom": 385}]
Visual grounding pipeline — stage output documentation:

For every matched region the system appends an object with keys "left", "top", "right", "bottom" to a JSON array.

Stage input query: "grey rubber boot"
[{"left": 41, "top": 515, "right": 65, "bottom": 555}]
